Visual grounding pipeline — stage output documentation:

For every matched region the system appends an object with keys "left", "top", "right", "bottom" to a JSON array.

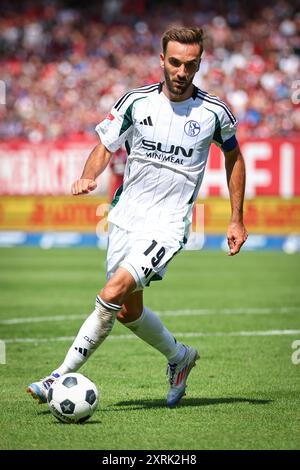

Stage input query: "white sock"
[
  {"left": 52, "top": 296, "right": 121, "bottom": 376},
  {"left": 123, "top": 306, "right": 186, "bottom": 363}
]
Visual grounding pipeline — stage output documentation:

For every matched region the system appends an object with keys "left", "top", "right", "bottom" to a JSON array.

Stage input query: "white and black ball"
[{"left": 47, "top": 373, "right": 99, "bottom": 424}]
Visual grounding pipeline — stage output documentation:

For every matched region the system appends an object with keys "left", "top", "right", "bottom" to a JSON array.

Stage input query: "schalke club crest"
[{"left": 184, "top": 120, "right": 200, "bottom": 137}]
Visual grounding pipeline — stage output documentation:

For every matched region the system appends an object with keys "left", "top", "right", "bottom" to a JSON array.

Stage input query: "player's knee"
[
  {"left": 100, "top": 268, "right": 137, "bottom": 305},
  {"left": 100, "top": 282, "right": 128, "bottom": 305}
]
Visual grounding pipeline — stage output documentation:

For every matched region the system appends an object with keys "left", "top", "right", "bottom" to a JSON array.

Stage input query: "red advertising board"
[
  {"left": 201, "top": 139, "right": 300, "bottom": 198},
  {"left": 0, "top": 139, "right": 299, "bottom": 197}
]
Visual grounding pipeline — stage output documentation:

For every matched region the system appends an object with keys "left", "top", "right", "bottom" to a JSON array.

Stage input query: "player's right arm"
[
  {"left": 71, "top": 142, "right": 112, "bottom": 195},
  {"left": 72, "top": 87, "right": 137, "bottom": 196}
]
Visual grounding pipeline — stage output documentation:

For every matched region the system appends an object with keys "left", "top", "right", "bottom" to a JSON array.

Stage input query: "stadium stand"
[{"left": 0, "top": 0, "right": 299, "bottom": 142}]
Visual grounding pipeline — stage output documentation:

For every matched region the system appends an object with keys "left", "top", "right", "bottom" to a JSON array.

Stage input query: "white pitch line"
[
  {"left": 0, "top": 314, "right": 86, "bottom": 325},
  {"left": 158, "top": 307, "right": 300, "bottom": 317},
  {"left": 0, "top": 306, "right": 299, "bottom": 325},
  {"left": 2, "top": 329, "right": 300, "bottom": 344}
]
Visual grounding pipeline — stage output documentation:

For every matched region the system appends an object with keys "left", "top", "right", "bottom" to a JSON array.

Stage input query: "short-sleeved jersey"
[{"left": 96, "top": 82, "right": 237, "bottom": 242}]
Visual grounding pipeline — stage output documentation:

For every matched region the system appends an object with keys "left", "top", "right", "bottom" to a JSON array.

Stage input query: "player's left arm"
[{"left": 224, "top": 144, "right": 248, "bottom": 256}]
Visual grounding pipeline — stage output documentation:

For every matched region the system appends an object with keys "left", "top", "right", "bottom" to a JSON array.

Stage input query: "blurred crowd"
[{"left": 0, "top": 0, "right": 299, "bottom": 142}]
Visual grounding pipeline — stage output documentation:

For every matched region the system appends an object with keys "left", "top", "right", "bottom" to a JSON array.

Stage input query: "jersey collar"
[{"left": 159, "top": 82, "right": 198, "bottom": 100}]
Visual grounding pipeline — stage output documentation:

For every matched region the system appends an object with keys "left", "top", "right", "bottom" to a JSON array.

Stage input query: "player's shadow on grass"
[{"left": 112, "top": 397, "right": 272, "bottom": 410}]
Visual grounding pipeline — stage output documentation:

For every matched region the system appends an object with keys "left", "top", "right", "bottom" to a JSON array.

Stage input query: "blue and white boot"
[
  {"left": 27, "top": 373, "right": 60, "bottom": 404},
  {"left": 166, "top": 346, "right": 199, "bottom": 407}
]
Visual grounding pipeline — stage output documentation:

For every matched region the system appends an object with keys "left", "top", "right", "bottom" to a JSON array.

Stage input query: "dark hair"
[{"left": 162, "top": 27, "right": 204, "bottom": 55}]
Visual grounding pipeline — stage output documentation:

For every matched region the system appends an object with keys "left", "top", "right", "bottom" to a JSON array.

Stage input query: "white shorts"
[{"left": 106, "top": 223, "right": 184, "bottom": 290}]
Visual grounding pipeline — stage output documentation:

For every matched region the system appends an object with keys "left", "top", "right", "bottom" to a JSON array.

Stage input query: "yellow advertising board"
[
  {"left": 0, "top": 196, "right": 107, "bottom": 232},
  {"left": 0, "top": 196, "right": 299, "bottom": 234},
  {"left": 199, "top": 197, "right": 300, "bottom": 234}
]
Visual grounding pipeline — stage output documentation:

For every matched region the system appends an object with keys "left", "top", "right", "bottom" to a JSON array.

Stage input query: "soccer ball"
[{"left": 47, "top": 373, "right": 99, "bottom": 424}]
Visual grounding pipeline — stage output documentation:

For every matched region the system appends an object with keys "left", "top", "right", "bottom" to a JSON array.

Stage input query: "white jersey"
[{"left": 96, "top": 82, "right": 237, "bottom": 242}]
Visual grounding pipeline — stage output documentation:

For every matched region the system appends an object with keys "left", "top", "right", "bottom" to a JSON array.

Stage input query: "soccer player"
[{"left": 27, "top": 27, "right": 247, "bottom": 407}]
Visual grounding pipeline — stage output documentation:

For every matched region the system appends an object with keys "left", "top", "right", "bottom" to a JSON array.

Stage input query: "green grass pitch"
[{"left": 0, "top": 247, "right": 299, "bottom": 450}]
